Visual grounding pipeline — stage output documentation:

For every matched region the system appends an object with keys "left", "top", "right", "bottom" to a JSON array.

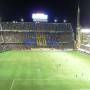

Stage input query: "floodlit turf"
[{"left": 0, "top": 50, "right": 90, "bottom": 90}]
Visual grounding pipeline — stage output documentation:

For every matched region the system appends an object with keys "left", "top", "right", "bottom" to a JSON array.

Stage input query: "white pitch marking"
[
  {"left": 10, "top": 80, "right": 15, "bottom": 90},
  {"left": 14, "top": 78, "right": 62, "bottom": 81}
]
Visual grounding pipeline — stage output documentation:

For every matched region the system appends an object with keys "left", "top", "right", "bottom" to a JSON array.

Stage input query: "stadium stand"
[
  {"left": 0, "top": 22, "right": 74, "bottom": 51},
  {"left": 80, "top": 32, "right": 90, "bottom": 54}
]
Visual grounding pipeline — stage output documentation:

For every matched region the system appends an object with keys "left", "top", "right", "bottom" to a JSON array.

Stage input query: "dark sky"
[{"left": 0, "top": 0, "right": 90, "bottom": 27}]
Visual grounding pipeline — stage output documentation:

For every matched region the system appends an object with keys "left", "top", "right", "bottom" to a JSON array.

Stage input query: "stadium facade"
[{"left": 0, "top": 22, "right": 74, "bottom": 51}]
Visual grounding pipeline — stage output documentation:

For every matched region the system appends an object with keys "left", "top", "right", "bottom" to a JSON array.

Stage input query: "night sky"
[{"left": 0, "top": 0, "right": 90, "bottom": 27}]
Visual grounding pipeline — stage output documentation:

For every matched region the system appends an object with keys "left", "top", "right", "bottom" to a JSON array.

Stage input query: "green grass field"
[{"left": 0, "top": 50, "right": 90, "bottom": 90}]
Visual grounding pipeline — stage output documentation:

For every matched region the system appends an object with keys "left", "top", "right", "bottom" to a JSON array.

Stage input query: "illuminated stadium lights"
[
  {"left": 54, "top": 19, "right": 58, "bottom": 23},
  {"left": 64, "top": 20, "right": 67, "bottom": 23},
  {"left": 32, "top": 13, "right": 48, "bottom": 19},
  {"left": 12, "top": 21, "right": 18, "bottom": 23},
  {"left": 32, "top": 13, "right": 48, "bottom": 22},
  {"left": 21, "top": 18, "right": 24, "bottom": 22},
  {"left": 12, "top": 21, "right": 16, "bottom": 23},
  {"left": 81, "top": 29, "right": 90, "bottom": 33}
]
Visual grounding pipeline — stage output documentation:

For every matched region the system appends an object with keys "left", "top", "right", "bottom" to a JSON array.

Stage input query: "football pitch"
[{"left": 0, "top": 50, "right": 90, "bottom": 90}]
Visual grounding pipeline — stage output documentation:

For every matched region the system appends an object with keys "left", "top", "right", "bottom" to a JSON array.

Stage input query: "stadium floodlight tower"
[
  {"left": 76, "top": 0, "right": 81, "bottom": 49},
  {"left": 32, "top": 13, "right": 48, "bottom": 23}
]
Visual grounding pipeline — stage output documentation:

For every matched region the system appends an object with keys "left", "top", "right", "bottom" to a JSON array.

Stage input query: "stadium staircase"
[{"left": 0, "top": 34, "right": 4, "bottom": 43}]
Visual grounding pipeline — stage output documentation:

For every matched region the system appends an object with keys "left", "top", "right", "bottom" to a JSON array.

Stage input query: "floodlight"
[
  {"left": 32, "top": 13, "right": 48, "bottom": 19},
  {"left": 54, "top": 19, "right": 58, "bottom": 23},
  {"left": 32, "top": 13, "right": 48, "bottom": 22},
  {"left": 64, "top": 20, "right": 66, "bottom": 23},
  {"left": 21, "top": 18, "right": 24, "bottom": 22},
  {"left": 81, "top": 29, "right": 90, "bottom": 33},
  {"left": 12, "top": 21, "right": 16, "bottom": 23}
]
